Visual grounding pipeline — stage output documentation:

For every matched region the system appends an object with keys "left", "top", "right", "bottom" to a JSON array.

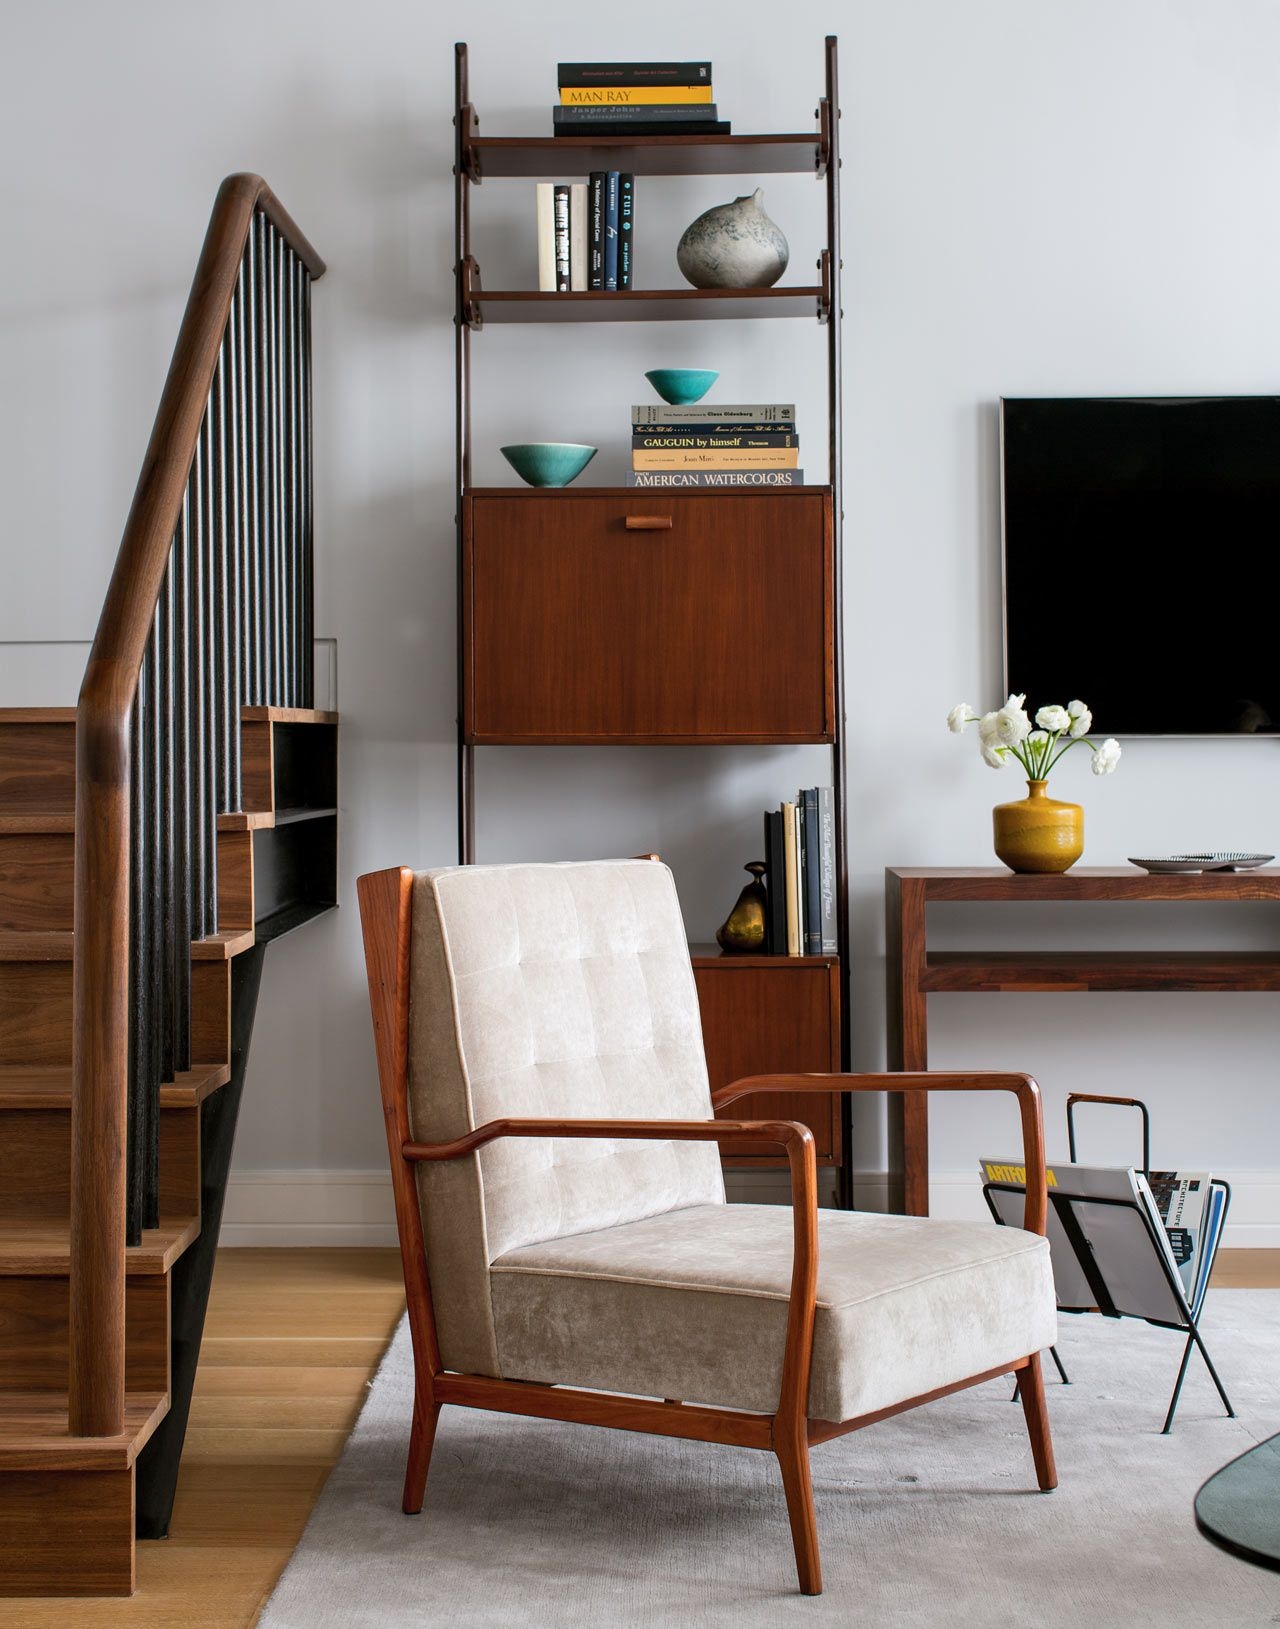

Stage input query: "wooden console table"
[{"left": 885, "top": 866, "right": 1280, "bottom": 1215}]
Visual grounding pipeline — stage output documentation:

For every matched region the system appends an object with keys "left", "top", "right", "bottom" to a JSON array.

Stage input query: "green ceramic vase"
[{"left": 993, "top": 780, "right": 1083, "bottom": 874}]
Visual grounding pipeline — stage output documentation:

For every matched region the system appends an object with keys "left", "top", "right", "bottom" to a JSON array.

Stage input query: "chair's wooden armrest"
[
  {"left": 711, "top": 1072, "right": 1047, "bottom": 1236},
  {"left": 402, "top": 1115, "right": 820, "bottom": 1430}
]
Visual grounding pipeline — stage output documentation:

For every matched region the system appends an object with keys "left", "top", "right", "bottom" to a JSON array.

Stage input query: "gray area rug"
[{"left": 259, "top": 1292, "right": 1280, "bottom": 1627}]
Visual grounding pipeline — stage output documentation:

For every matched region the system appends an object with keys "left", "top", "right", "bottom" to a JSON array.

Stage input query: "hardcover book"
[
  {"left": 632, "top": 403, "right": 796, "bottom": 425},
  {"left": 632, "top": 431, "right": 798, "bottom": 449},
  {"left": 552, "top": 184, "right": 571, "bottom": 292},
  {"left": 818, "top": 787, "right": 837, "bottom": 954},
  {"left": 765, "top": 810, "right": 787, "bottom": 956},
  {"left": 801, "top": 789, "right": 821, "bottom": 956},
  {"left": 555, "top": 120, "right": 732, "bottom": 137},
  {"left": 554, "top": 103, "right": 720, "bottom": 124},
  {"left": 603, "top": 171, "right": 620, "bottom": 291},
  {"left": 618, "top": 174, "right": 634, "bottom": 290},
  {"left": 588, "top": 172, "right": 605, "bottom": 290},
  {"left": 557, "top": 61, "right": 712, "bottom": 87},
  {"left": 782, "top": 800, "right": 801, "bottom": 957},
  {"left": 632, "top": 446, "right": 800, "bottom": 469},
  {"left": 560, "top": 85, "right": 714, "bottom": 105},
  {"left": 568, "top": 181, "right": 588, "bottom": 291},
  {"left": 626, "top": 469, "right": 807, "bottom": 487}
]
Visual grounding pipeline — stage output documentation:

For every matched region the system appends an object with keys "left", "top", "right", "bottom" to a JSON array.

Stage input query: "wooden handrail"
[{"left": 69, "top": 175, "right": 325, "bottom": 1438}]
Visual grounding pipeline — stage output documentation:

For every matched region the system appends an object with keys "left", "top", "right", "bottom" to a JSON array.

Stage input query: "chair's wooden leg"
[
  {"left": 403, "top": 1391, "right": 442, "bottom": 1515},
  {"left": 1018, "top": 1354, "right": 1057, "bottom": 1491},
  {"left": 775, "top": 1425, "right": 822, "bottom": 1595}
]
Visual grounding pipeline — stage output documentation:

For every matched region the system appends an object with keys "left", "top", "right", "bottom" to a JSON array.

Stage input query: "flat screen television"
[{"left": 1001, "top": 396, "right": 1280, "bottom": 735}]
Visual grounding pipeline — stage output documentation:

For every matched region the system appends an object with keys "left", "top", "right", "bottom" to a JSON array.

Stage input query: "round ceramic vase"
[
  {"left": 993, "top": 780, "right": 1084, "bottom": 874},
  {"left": 676, "top": 188, "right": 790, "bottom": 289}
]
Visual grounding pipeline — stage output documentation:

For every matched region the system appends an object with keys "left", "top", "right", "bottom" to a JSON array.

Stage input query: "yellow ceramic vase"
[{"left": 993, "top": 780, "right": 1083, "bottom": 874}]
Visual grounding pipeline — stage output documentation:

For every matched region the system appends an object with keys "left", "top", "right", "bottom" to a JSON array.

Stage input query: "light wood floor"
[
  {"left": 0, "top": 1244, "right": 1277, "bottom": 1628},
  {"left": 0, "top": 1248, "right": 406, "bottom": 1629}
]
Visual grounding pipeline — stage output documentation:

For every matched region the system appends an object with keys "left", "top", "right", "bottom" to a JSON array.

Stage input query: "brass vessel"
[
  {"left": 993, "top": 780, "right": 1084, "bottom": 874},
  {"left": 716, "top": 861, "right": 768, "bottom": 952}
]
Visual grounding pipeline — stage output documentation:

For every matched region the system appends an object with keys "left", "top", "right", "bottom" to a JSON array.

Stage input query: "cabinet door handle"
[{"left": 625, "top": 515, "right": 673, "bottom": 530}]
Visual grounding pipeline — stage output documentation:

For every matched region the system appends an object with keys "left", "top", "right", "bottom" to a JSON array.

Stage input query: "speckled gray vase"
[{"left": 676, "top": 188, "right": 790, "bottom": 289}]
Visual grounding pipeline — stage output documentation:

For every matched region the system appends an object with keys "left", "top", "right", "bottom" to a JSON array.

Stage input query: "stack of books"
[
  {"left": 536, "top": 174, "right": 634, "bottom": 292},
  {"left": 629, "top": 402, "right": 803, "bottom": 487},
  {"left": 763, "top": 788, "right": 837, "bottom": 956},
  {"left": 553, "top": 60, "right": 730, "bottom": 138}
]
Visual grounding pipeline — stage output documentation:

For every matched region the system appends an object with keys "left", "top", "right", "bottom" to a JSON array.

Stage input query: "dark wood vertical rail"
[{"left": 71, "top": 175, "right": 324, "bottom": 1438}]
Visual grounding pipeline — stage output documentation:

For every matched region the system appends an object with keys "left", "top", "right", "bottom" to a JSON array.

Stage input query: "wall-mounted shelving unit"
[{"left": 453, "top": 38, "right": 850, "bottom": 1196}]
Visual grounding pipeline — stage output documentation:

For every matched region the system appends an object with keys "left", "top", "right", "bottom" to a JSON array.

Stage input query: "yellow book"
[
  {"left": 632, "top": 447, "right": 800, "bottom": 470},
  {"left": 782, "top": 801, "right": 801, "bottom": 957},
  {"left": 559, "top": 85, "right": 713, "bottom": 105}
]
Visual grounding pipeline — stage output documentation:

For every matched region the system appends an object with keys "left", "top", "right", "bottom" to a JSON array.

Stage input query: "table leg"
[{"left": 886, "top": 872, "right": 929, "bottom": 1215}]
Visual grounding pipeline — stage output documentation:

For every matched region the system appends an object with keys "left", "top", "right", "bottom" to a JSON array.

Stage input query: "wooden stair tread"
[
  {"left": 0, "top": 1216, "right": 199, "bottom": 1277},
  {"left": 0, "top": 709, "right": 76, "bottom": 725},
  {"left": 0, "top": 1062, "right": 229, "bottom": 1109},
  {"left": 216, "top": 804, "right": 337, "bottom": 832},
  {"left": 0, "top": 928, "right": 254, "bottom": 961},
  {"left": 0, "top": 1390, "right": 168, "bottom": 1471},
  {"left": 0, "top": 809, "right": 75, "bottom": 833},
  {"left": 241, "top": 705, "right": 338, "bottom": 724}
]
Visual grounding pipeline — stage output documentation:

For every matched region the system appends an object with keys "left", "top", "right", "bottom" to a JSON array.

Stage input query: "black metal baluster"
[
  {"left": 283, "top": 244, "right": 298, "bottom": 707},
  {"left": 300, "top": 266, "right": 314, "bottom": 706},
  {"left": 212, "top": 338, "right": 231, "bottom": 815},
  {"left": 200, "top": 406, "right": 218, "bottom": 931},
  {"left": 172, "top": 492, "right": 191, "bottom": 1073},
  {"left": 256, "top": 215, "right": 274, "bottom": 705},
  {"left": 187, "top": 456, "right": 207, "bottom": 942},
  {"left": 245, "top": 222, "right": 263, "bottom": 707},
  {"left": 145, "top": 609, "right": 163, "bottom": 1230},
  {"left": 270, "top": 222, "right": 285, "bottom": 704},
  {"left": 157, "top": 562, "right": 175, "bottom": 1092},
  {"left": 126, "top": 673, "right": 147, "bottom": 1249}
]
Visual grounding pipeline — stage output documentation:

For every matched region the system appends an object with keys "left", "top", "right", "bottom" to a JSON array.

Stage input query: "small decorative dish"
[
  {"left": 644, "top": 368, "right": 719, "bottom": 405},
  {"left": 499, "top": 442, "right": 597, "bottom": 488},
  {"left": 1128, "top": 853, "right": 1275, "bottom": 873}
]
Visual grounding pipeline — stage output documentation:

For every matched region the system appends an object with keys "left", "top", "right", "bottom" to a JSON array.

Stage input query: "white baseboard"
[
  {"left": 221, "top": 1169, "right": 397, "bottom": 1246},
  {"left": 220, "top": 1165, "right": 1280, "bottom": 1248}
]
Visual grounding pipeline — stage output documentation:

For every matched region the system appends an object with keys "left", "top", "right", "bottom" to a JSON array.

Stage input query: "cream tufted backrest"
[{"left": 408, "top": 859, "right": 725, "bottom": 1376}]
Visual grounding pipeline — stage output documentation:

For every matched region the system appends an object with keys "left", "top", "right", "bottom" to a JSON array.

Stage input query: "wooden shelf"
[
  {"left": 464, "top": 132, "right": 826, "bottom": 180},
  {"left": 689, "top": 944, "right": 839, "bottom": 967},
  {"left": 922, "top": 951, "right": 1280, "bottom": 994},
  {"left": 466, "top": 286, "right": 827, "bottom": 325}
]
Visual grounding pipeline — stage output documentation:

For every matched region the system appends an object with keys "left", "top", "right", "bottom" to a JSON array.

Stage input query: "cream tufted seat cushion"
[{"left": 490, "top": 1204, "right": 1055, "bottom": 1422}]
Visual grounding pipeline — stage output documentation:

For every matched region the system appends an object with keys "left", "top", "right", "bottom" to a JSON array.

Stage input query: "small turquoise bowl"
[
  {"left": 644, "top": 368, "right": 719, "bottom": 406},
  {"left": 500, "top": 442, "right": 598, "bottom": 488}
]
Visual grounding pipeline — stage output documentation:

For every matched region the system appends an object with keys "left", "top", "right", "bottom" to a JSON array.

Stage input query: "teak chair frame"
[{"left": 357, "top": 866, "right": 1057, "bottom": 1597}]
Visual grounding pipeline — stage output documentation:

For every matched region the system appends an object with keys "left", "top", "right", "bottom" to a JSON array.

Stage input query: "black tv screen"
[{"left": 1001, "top": 396, "right": 1280, "bottom": 735}]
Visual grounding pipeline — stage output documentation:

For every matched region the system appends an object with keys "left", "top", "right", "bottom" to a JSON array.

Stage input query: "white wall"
[{"left": 5, "top": 0, "right": 1280, "bottom": 1242}]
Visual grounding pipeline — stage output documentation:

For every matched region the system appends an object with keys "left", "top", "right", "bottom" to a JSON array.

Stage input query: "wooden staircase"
[{"left": 0, "top": 177, "right": 331, "bottom": 1596}]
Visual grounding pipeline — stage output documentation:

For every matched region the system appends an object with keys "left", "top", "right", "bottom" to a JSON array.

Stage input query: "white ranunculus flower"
[
  {"left": 1035, "top": 704, "right": 1071, "bottom": 734},
  {"left": 991, "top": 694, "right": 1031, "bottom": 747},
  {"left": 981, "top": 739, "right": 1009, "bottom": 769},
  {"left": 947, "top": 703, "right": 978, "bottom": 734},
  {"left": 1026, "top": 730, "right": 1050, "bottom": 748},
  {"left": 1067, "top": 699, "right": 1092, "bottom": 738},
  {"left": 1091, "top": 737, "right": 1121, "bottom": 775}
]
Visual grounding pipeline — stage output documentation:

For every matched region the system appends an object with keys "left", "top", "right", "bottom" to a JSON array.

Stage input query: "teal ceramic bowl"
[
  {"left": 500, "top": 442, "right": 598, "bottom": 488},
  {"left": 644, "top": 368, "right": 719, "bottom": 406}
]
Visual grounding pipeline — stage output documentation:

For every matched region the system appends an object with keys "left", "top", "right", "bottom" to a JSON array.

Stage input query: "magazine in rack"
[{"left": 979, "top": 1094, "right": 1234, "bottom": 1433}]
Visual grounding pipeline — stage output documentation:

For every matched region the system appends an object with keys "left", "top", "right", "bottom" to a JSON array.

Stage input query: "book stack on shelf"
[
  {"left": 630, "top": 401, "right": 803, "bottom": 487},
  {"left": 763, "top": 788, "right": 836, "bottom": 957},
  {"left": 553, "top": 59, "right": 731, "bottom": 138},
  {"left": 536, "top": 173, "right": 634, "bottom": 292}
]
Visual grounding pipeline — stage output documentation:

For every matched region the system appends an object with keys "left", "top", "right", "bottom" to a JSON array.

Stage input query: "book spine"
[
  {"left": 632, "top": 403, "right": 796, "bottom": 425},
  {"left": 557, "top": 61, "right": 712, "bottom": 87},
  {"left": 625, "top": 469, "right": 807, "bottom": 487},
  {"left": 560, "top": 85, "right": 713, "bottom": 105},
  {"left": 555, "top": 120, "right": 732, "bottom": 137},
  {"left": 553, "top": 184, "right": 571, "bottom": 292},
  {"left": 632, "top": 431, "right": 798, "bottom": 449},
  {"left": 793, "top": 803, "right": 806, "bottom": 955},
  {"left": 568, "top": 182, "right": 588, "bottom": 291},
  {"left": 554, "top": 103, "right": 719, "bottom": 123},
  {"left": 802, "top": 789, "right": 821, "bottom": 956},
  {"left": 818, "top": 786, "right": 838, "bottom": 954},
  {"left": 588, "top": 173, "right": 605, "bottom": 291},
  {"left": 632, "top": 447, "right": 800, "bottom": 469},
  {"left": 765, "top": 811, "right": 787, "bottom": 956},
  {"left": 536, "top": 183, "right": 556, "bottom": 293},
  {"left": 603, "top": 172, "right": 619, "bottom": 291},
  {"left": 618, "top": 174, "right": 634, "bottom": 291},
  {"left": 782, "top": 801, "right": 800, "bottom": 957}
]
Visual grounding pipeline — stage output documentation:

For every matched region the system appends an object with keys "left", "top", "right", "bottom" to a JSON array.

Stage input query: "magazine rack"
[{"left": 984, "top": 1092, "right": 1234, "bottom": 1434}]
